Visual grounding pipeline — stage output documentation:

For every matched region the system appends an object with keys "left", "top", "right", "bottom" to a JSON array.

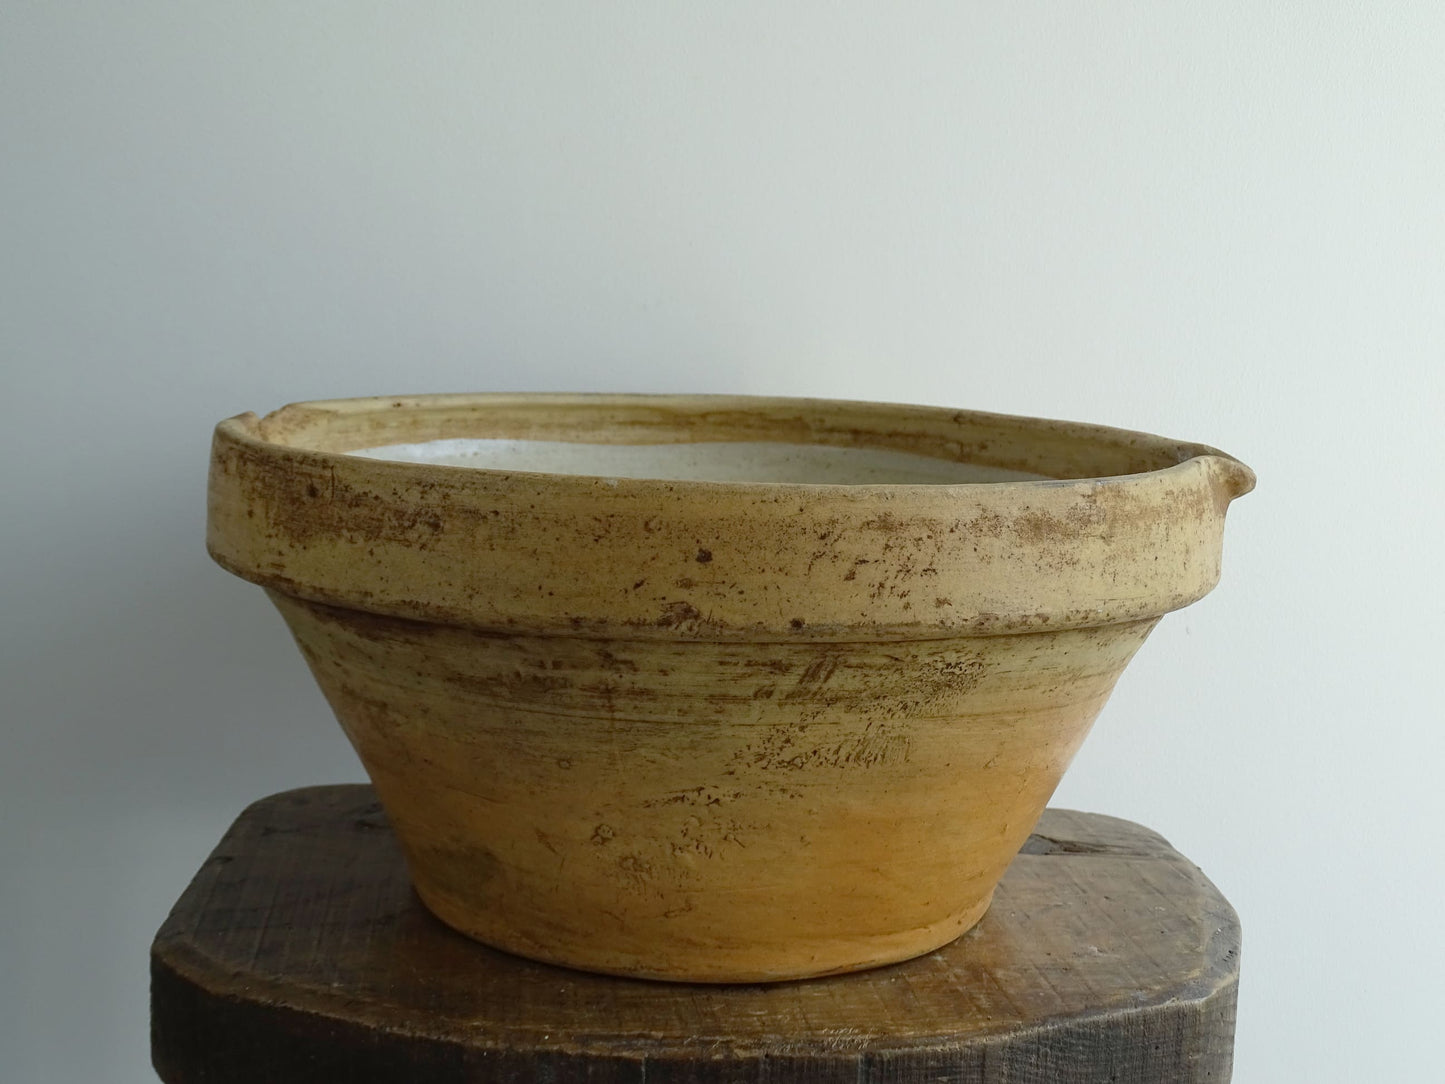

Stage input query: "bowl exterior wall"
[
  {"left": 209, "top": 395, "right": 1250, "bottom": 641},
  {"left": 272, "top": 591, "right": 1156, "bottom": 981}
]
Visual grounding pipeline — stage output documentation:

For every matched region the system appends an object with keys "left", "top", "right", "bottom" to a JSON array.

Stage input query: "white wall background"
[{"left": 3, "top": 4, "right": 1441, "bottom": 1081}]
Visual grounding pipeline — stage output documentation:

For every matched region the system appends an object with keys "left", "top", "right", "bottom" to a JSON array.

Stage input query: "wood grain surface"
[{"left": 151, "top": 786, "right": 1239, "bottom": 1082}]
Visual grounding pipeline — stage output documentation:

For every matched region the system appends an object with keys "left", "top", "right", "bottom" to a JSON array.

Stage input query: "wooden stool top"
[{"left": 151, "top": 786, "right": 1238, "bottom": 1083}]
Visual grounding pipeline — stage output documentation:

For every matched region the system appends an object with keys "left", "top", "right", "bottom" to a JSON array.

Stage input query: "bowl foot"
[{"left": 412, "top": 881, "right": 996, "bottom": 984}]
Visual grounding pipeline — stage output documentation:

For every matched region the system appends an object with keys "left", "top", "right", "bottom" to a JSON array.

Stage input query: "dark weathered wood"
[{"left": 151, "top": 786, "right": 1238, "bottom": 1083}]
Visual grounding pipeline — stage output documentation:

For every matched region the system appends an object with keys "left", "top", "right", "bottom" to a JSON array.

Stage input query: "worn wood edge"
[
  {"left": 152, "top": 954, "right": 1237, "bottom": 1083},
  {"left": 151, "top": 786, "right": 1240, "bottom": 1077},
  {"left": 150, "top": 940, "right": 1239, "bottom": 1059},
  {"left": 153, "top": 959, "right": 1236, "bottom": 1083}
]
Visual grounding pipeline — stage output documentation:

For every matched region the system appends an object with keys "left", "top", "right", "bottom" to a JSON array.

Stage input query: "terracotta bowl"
[{"left": 207, "top": 393, "right": 1253, "bottom": 982}]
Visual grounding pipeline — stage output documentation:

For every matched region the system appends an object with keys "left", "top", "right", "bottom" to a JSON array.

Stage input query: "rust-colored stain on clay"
[{"left": 207, "top": 393, "right": 1253, "bottom": 982}]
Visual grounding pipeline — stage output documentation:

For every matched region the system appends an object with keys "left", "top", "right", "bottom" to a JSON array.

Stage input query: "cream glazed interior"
[{"left": 349, "top": 438, "right": 1050, "bottom": 485}]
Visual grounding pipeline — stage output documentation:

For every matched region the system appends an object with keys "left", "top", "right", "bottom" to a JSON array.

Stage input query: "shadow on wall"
[{"left": 4, "top": 485, "right": 359, "bottom": 814}]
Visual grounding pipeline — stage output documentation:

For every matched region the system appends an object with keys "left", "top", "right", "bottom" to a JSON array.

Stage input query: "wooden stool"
[{"left": 150, "top": 786, "right": 1239, "bottom": 1082}]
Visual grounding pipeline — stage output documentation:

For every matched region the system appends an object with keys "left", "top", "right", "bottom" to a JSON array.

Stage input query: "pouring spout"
[{"left": 1203, "top": 453, "right": 1256, "bottom": 508}]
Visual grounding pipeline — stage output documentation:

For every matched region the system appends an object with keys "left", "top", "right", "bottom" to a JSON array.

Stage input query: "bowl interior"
[
  {"left": 349, "top": 438, "right": 1050, "bottom": 485},
  {"left": 250, "top": 394, "right": 1226, "bottom": 488}
]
